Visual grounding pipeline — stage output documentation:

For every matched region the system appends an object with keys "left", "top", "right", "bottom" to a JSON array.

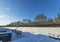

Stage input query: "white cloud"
[
  {"left": 0, "top": 15, "right": 4, "bottom": 18},
  {"left": 5, "top": 15, "right": 10, "bottom": 17},
  {"left": 6, "top": 8, "right": 10, "bottom": 11},
  {"left": 0, "top": 15, "right": 9, "bottom": 19}
]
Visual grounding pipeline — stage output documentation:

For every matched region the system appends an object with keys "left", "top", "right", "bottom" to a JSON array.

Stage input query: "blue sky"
[{"left": 0, "top": 0, "right": 60, "bottom": 25}]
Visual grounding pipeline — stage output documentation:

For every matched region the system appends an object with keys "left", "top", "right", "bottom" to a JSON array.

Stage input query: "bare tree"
[
  {"left": 55, "top": 14, "right": 60, "bottom": 23},
  {"left": 47, "top": 18, "right": 53, "bottom": 24},
  {"left": 23, "top": 19, "right": 32, "bottom": 24},
  {"left": 35, "top": 14, "right": 47, "bottom": 23}
]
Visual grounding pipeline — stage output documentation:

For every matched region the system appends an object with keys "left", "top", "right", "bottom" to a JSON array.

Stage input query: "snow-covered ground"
[
  {"left": 0, "top": 41, "right": 2, "bottom": 42},
  {"left": 5, "top": 27, "right": 60, "bottom": 35},
  {"left": 12, "top": 32, "right": 60, "bottom": 42},
  {"left": 0, "top": 27, "right": 60, "bottom": 42}
]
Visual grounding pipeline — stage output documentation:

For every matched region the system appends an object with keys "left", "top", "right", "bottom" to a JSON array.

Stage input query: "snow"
[
  {"left": 0, "top": 27, "right": 12, "bottom": 34},
  {"left": 0, "top": 27, "right": 60, "bottom": 42},
  {"left": 0, "top": 41, "right": 2, "bottom": 42},
  {"left": 12, "top": 32, "right": 60, "bottom": 42}
]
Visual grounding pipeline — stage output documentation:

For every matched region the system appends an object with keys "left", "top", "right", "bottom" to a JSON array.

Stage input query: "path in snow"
[{"left": 12, "top": 32, "right": 60, "bottom": 42}]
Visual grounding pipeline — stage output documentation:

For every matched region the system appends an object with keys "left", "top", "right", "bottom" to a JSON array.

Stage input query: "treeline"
[{"left": 5, "top": 13, "right": 60, "bottom": 27}]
